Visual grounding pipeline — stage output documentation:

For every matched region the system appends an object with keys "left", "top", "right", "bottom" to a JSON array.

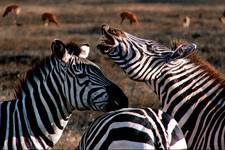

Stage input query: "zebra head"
[
  {"left": 51, "top": 39, "right": 128, "bottom": 111},
  {"left": 97, "top": 24, "right": 197, "bottom": 81}
]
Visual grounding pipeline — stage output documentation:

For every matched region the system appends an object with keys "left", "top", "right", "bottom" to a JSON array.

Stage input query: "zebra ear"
[
  {"left": 79, "top": 44, "right": 90, "bottom": 58},
  {"left": 166, "top": 43, "right": 197, "bottom": 62},
  {"left": 51, "top": 39, "right": 66, "bottom": 60}
]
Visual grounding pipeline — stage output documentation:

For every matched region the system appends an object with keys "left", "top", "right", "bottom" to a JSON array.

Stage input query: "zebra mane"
[
  {"left": 13, "top": 56, "right": 53, "bottom": 99},
  {"left": 171, "top": 39, "right": 225, "bottom": 87},
  {"left": 188, "top": 53, "right": 225, "bottom": 87}
]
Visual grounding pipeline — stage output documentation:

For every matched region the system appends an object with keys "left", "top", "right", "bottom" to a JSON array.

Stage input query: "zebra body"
[
  {"left": 0, "top": 39, "right": 128, "bottom": 149},
  {"left": 97, "top": 24, "right": 225, "bottom": 149},
  {"left": 79, "top": 107, "right": 187, "bottom": 150}
]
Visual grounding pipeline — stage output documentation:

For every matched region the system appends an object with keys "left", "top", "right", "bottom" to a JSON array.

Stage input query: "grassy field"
[{"left": 0, "top": 0, "right": 224, "bottom": 149}]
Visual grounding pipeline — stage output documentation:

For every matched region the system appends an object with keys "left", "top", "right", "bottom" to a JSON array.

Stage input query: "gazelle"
[
  {"left": 2, "top": 4, "right": 21, "bottom": 26},
  {"left": 120, "top": 11, "right": 138, "bottom": 25},
  {"left": 41, "top": 12, "right": 59, "bottom": 27},
  {"left": 219, "top": 16, "right": 225, "bottom": 25},
  {"left": 183, "top": 16, "right": 190, "bottom": 28}
]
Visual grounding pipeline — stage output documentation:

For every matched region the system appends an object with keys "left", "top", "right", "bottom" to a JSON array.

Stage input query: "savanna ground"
[{"left": 0, "top": 0, "right": 224, "bottom": 149}]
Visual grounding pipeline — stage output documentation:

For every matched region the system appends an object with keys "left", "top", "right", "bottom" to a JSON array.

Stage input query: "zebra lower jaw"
[
  {"left": 97, "top": 35, "right": 120, "bottom": 54},
  {"left": 97, "top": 44, "right": 113, "bottom": 54},
  {"left": 97, "top": 35, "right": 115, "bottom": 53},
  {"left": 101, "top": 27, "right": 115, "bottom": 45},
  {"left": 97, "top": 36, "right": 115, "bottom": 54},
  {"left": 97, "top": 24, "right": 119, "bottom": 54}
]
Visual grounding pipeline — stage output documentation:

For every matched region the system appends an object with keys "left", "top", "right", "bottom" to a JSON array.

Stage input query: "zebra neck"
[
  {"left": 0, "top": 99, "right": 71, "bottom": 149},
  {"left": 0, "top": 58, "right": 74, "bottom": 148},
  {"left": 147, "top": 57, "right": 225, "bottom": 112},
  {"left": 15, "top": 59, "right": 72, "bottom": 118},
  {"left": 0, "top": 87, "right": 72, "bottom": 148}
]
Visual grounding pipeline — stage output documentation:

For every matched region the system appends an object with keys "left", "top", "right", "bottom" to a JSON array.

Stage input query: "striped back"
[
  {"left": 0, "top": 39, "right": 128, "bottom": 149},
  {"left": 97, "top": 24, "right": 225, "bottom": 149},
  {"left": 78, "top": 108, "right": 187, "bottom": 150}
]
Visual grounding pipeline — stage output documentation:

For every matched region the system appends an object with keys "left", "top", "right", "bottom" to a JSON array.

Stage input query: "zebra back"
[{"left": 78, "top": 108, "right": 187, "bottom": 150}]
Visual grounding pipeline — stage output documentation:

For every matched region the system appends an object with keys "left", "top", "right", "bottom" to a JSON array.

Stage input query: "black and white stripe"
[
  {"left": 78, "top": 107, "right": 187, "bottom": 150},
  {"left": 98, "top": 24, "right": 225, "bottom": 149},
  {"left": 0, "top": 39, "right": 128, "bottom": 149}
]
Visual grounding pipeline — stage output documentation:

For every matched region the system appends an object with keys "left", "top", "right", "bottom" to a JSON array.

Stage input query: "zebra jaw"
[
  {"left": 97, "top": 36, "right": 116, "bottom": 54},
  {"left": 97, "top": 24, "right": 120, "bottom": 54}
]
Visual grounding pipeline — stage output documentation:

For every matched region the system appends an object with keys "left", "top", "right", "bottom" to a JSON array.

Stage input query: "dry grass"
[{"left": 0, "top": 1, "right": 224, "bottom": 149}]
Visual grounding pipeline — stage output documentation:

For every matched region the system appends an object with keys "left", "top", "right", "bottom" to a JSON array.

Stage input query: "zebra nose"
[{"left": 105, "top": 83, "right": 128, "bottom": 111}]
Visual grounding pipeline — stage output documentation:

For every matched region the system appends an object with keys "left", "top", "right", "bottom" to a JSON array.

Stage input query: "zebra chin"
[
  {"left": 96, "top": 44, "right": 113, "bottom": 54},
  {"left": 104, "top": 83, "right": 128, "bottom": 111}
]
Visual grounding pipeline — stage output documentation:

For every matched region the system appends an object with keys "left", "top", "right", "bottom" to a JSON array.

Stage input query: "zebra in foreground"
[
  {"left": 78, "top": 107, "right": 187, "bottom": 150},
  {"left": 0, "top": 39, "right": 128, "bottom": 149},
  {"left": 97, "top": 24, "right": 225, "bottom": 149}
]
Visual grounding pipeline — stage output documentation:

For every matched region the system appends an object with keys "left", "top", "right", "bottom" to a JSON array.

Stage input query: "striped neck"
[
  {"left": 16, "top": 56, "right": 73, "bottom": 116},
  {"left": 0, "top": 57, "right": 73, "bottom": 149},
  {"left": 150, "top": 54, "right": 225, "bottom": 148},
  {"left": 147, "top": 54, "right": 225, "bottom": 121}
]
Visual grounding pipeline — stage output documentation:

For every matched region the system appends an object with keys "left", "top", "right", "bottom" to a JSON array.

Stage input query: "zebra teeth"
[{"left": 99, "top": 36, "right": 113, "bottom": 46}]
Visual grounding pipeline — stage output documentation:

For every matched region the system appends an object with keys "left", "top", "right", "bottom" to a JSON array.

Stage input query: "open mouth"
[{"left": 97, "top": 24, "right": 115, "bottom": 54}]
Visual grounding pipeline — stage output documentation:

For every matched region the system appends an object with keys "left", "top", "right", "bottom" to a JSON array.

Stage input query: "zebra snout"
[{"left": 105, "top": 83, "right": 128, "bottom": 111}]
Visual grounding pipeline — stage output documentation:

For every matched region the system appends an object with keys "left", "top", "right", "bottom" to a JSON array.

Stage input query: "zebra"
[
  {"left": 97, "top": 24, "right": 225, "bottom": 149},
  {"left": 78, "top": 107, "right": 187, "bottom": 150},
  {"left": 0, "top": 39, "right": 128, "bottom": 149}
]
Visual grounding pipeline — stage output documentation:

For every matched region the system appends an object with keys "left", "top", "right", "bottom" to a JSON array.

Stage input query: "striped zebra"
[
  {"left": 97, "top": 24, "right": 225, "bottom": 149},
  {"left": 78, "top": 107, "right": 187, "bottom": 150},
  {"left": 0, "top": 39, "right": 128, "bottom": 149}
]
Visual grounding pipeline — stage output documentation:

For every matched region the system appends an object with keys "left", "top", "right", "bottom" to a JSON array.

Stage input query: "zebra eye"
[
  {"left": 164, "top": 53, "right": 172, "bottom": 63},
  {"left": 76, "top": 73, "right": 86, "bottom": 78}
]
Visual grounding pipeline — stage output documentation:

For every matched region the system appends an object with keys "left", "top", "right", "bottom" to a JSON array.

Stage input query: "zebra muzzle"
[
  {"left": 97, "top": 24, "right": 117, "bottom": 54},
  {"left": 105, "top": 83, "right": 128, "bottom": 111}
]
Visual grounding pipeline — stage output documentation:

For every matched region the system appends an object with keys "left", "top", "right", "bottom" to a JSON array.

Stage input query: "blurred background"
[{"left": 0, "top": 0, "right": 224, "bottom": 149}]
